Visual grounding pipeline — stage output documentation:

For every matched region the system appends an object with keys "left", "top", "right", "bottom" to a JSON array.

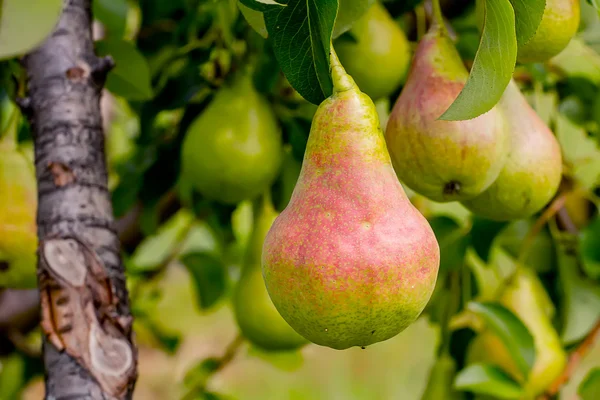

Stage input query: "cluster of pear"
[
  {"left": 0, "top": 107, "right": 38, "bottom": 289},
  {"left": 385, "top": 0, "right": 578, "bottom": 221},
  {"left": 180, "top": 0, "right": 578, "bottom": 352},
  {"left": 181, "top": 20, "right": 440, "bottom": 350},
  {"left": 181, "top": 68, "right": 303, "bottom": 351}
]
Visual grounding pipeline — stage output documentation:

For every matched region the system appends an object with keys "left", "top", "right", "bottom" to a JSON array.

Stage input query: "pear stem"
[
  {"left": 430, "top": 0, "right": 448, "bottom": 36},
  {"left": 330, "top": 43, "right": 355, "bottom": 93}
]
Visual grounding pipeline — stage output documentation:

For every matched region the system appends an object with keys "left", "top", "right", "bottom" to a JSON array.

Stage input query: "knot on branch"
[{"left": 39, "top": 236, "right": 136, "bottom": 398}]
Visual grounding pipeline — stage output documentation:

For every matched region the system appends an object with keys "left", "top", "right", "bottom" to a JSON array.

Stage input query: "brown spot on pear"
[
  {"left": 385, "top": 22, "right": 509, "bottom": 202},
  {"left": 261, "top": 50, "right": 440, "bottom": 350}
]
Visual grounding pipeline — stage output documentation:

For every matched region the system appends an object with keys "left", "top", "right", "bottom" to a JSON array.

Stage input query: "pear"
[
  {"left": 181, "top": 72, "right": 283, "bottom": 204},
  {"left": 462, "top": 80, "right": 562, "bottom": 220},
  {"left": 385, "top": 21, "right": 509, "bottom": 202},
  {"left": 0, "top": 134, "right": 38, "bottom": 289},
  {"left": 232, "top": 192, "right": 307, "bottom": 352},
  {"left": 334, "top": 1, "right": 411, "bottom": 101},
  {"left": 516, "top": 0, "right": 580, "bottom": 64},
  {"left": 261, "top": 51, "right": 440, "bottom": 350},
  {"left": 466, "top": 268, "right": 566, "bottom": 398}
]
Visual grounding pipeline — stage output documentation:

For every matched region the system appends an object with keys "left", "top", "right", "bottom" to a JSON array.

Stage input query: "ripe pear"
[
  {"left": 462, "top": 80, "right": 562, "bottom": 221},
  {"left": 334, "top": 1, "right": 411, "bottom": 101},
  {"left": 232, "top": 193, "right": 307, "bottom": 352},
  {"left": 385, "top": 22, "right": 509, "bottom": 202},
  {"left": 181, "top": 72, "right": 283, "bottom": 204},
  {"left": 516, "top": 0, "right": 580, "bottom": 64},
  {"left": 466, "top": 268, "right": 566, "bottom": 398},
  {"left": 0, "top": 136, "right": 38, "bottom": 289},
  {"left": 261, "top": 51, "right": 440, "bottom": 350}
]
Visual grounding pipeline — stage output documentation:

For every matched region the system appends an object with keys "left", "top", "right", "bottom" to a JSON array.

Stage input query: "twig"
[
  {"left": 181, "top": 334, "right": 245, "bottom": 400},
  {"left": 537, "top": 208, "right": 598, "bottom": 399},
  {"left": 518, "top": 193, "right": 568, "bottom": 264}
]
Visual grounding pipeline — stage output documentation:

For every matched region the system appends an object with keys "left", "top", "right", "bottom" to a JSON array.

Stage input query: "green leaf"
[
  {"left": 263, "top": 0, "right": 338, "bottom": 105},
  {"left": 136, "top": 315, "right": 181, "bottom": 354},
  {"left": 239, "top": 0, "right": 286, "bottom": 12},
  {"left": 587, "top": 0, "right": 600, "bottom": 11},
  {"left": 429, "top": 216, "right": 470, "bottom": 272},
  {"left": 440, "top": 0, "right": 517, "bottom": 121},
  {"left": 454, "top": 363, "right": 524, "bottom": 399},
  {"left": 0, "top": 0, "right": 63, "bottom": 59},
  {"left": 180, "top": 252, "right": 227, "bottom": 310},
  {"left": 183, "top": 358, "right": 221, "bottom": 389},
  {"left": 238, "top": 2, "right": 268, "bottom": 38},
  {"left": 494, "top": 219, "right": 556, "bottom": 273},
  {"left": 332, "top": 0, "right": 375, "bottom": 38},
  {"left": 581, "top": 216, "right": 600, "bottom": 280},
  {"left": 555, "top": 113, "right": 600, "bottom": 190},
  {"left": 549, "top": 39, "right": 600, "bottom": 84},
  {"left": 128, "top": 210, "right": 194, "bottom": 273},
  {"left": 554, "top": 232, "right": 600, "bottom": 345},
  {"left": 93, "top": 0, "right": 128, "bottom": 38},
  {"left": 470, "top": 217, "right": 508, "bottom": 262},
  {"left": 95, "top": 39, "right": 153, "bottom": 100},
  {"left": 508, "top": 0, "right": 545, "bottom": 47},
  {"left": 579, "top": 368, "right": 600, "bottom": 400},
  {"left": 468, "top": 302, "right": 536, "bottom": 377}
]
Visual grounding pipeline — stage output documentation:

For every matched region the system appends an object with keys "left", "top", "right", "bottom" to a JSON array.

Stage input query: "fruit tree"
[{"left": 0, "top": 0, "right": 600, "bottom": 399}]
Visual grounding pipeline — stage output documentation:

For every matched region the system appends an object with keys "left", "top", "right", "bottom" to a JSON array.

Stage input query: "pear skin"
[
  {"left": 181, "top": 72, "right": 282, "bottom": 204},
  {"left": 335, "top": 1, "right": 411, "bottom": 100},
  {"left": 516, "top": 0, "right": 580, "bottom": 64},
  {"left": 232, "top": 194, "right": 307, "bottom": 351},
  {"left": 261, "top": 52, "right": 440, "bottom": 350},
  {"left": 385, "top": 24, "right": 509, "bottom": 202},
  {"left": 462, "top": 80, "right": 562, "bottom": 220}
]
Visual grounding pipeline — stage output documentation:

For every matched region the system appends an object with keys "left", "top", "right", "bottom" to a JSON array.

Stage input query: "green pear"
[
  {"left": 385, "top": 21, "right": 509, "bottom": 202},
  {"left": 462, "top": 80, "right": 563, "bottom": 221},
  {"left": 466, "top": 268, "right": 566, "bottom": 398},
  {"left": 334, "top": 1, "right": 411, "bottom": 101},
  {"left": 261, "top": 50, "right": 440, "bottom": 350},
  {"left": 181, "top": 72, "right": 283, "bottom": 204},
  {"left": 0, "top": 135, "right": 38, "bottom": 289},
  {"left": 232, "top": 193, "right": 307, "bottom": 352},
  {"left": 516, "top": 0, "right": 580, "bottom": 64}
]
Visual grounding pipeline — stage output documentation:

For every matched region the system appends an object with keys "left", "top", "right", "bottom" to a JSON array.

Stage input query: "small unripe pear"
[
  {"left": 335, "top": 1, "right": 411, "bottom": 101},
  {"left": 181, "top": 72, "right": 283, "bottom": 204}
]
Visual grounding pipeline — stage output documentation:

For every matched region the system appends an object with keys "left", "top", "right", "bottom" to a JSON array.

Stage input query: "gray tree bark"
[{"left": 20, "top": 0, "right": 138, "bottom": 398}]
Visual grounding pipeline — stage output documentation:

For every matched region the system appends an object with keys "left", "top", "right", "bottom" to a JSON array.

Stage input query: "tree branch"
[{"left": 22, "top": 0, "right": 137, "bottom": 398}]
